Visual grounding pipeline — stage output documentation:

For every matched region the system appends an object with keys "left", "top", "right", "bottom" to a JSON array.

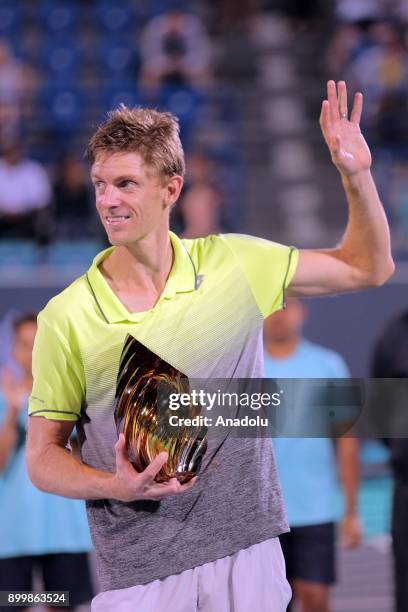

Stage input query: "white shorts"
[{"left": 91, "top": 537, "right": 291, "bottom": 612}]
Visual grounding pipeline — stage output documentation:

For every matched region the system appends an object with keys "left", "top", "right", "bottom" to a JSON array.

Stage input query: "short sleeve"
[
  {"left": 28, "top": 313, "right": 85, "bottom": 421},
  {"left": 329, "top": 353, "right": 350, "bottom": 379},
  {"left": 222, "top": 234, "right": 299, "bottom": 318}
]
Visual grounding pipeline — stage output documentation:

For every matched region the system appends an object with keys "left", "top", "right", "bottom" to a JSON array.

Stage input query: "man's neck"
[
  {"left": 99, "top": 227, "right": 174, "bottom": 312},
  {"left": 265, "top": 337, "right": 301, "bottom": 359},
  {"left": 102, "top": 227, "right": 172, "bottom": 289}
]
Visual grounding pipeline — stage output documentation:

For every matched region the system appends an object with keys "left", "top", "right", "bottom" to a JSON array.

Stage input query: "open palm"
[{"left": 320, "top": 81, "right": 372, "bottom": 177}]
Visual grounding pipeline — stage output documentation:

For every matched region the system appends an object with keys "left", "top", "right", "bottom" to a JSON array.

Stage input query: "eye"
[
  {"left": 119, "top": 180, "right": 137, "bottom": 188},
  {"left": 93, "top": 180, "right": 105, "bottom": 190}
]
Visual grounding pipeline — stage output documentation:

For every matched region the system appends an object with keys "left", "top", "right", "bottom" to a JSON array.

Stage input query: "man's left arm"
[{"left": 288, "top": 81, "right": 395, "bottom": 297}]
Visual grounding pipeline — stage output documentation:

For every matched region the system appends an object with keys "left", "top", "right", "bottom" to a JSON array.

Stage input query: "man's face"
[
  {"left": 91, "top": 151, "right": 177, "bottom": 246},
  {"left": 13, "top": 322, "right": 37, "bottom": 373},
  {"left": 264, "top": 299, "right": 306, "bottom": 343}
]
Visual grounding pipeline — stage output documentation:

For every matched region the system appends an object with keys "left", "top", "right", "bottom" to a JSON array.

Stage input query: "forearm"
[
  {"left": 0, "top": 413, "right": 18, "bottom": 472},
  {"left": 26, "top": 441, "right": 117, "bottom": 500},
  {"left": 328, "top": 170, "right": 394, "bottom": 284},
  {"left": 0, "top": 429, "right": 17, "bottom": 471},
  {"left": 338, "top": 438, "right": 360, "bottom": 516}
]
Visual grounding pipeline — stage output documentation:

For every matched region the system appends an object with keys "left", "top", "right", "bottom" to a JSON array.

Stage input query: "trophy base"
[{"left": 155, "top": 471, "right": 196, "bottom": 485}]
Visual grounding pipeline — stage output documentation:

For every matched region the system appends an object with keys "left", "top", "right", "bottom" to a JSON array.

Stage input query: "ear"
[{"left": 163, "top": 175, "right": 183, "bottom": 209}]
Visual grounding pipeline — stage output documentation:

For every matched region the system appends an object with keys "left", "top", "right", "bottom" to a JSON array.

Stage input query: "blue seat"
[
  {"left": 40, "top": 37, "right": 81, "bottom": 78},
  {"left": 0, "top": 4, "right": 22, "bottom": 37},
  {"left": 38, "top": 84, "right": 84, "bottom": 135},
  {"left": 98, "top": 39, "right": 136, "bottom": 79},
  {"left": 206, "top": 144, "right": 245, "bottom": 231},
  {"left": 39, "top": 1, "right": 79, "bottom": 34},
  {"left": 157, "top": 83, "right": 204, "bottom": 145},
  {"left": 102, "top": 82, "right": 141, "bottom": 113},
  {"left": 95, "top": 1, "right": 136, "bottom": 35},
  {"left": 213, "top": 88, "right": 240, "bottom": 124}
]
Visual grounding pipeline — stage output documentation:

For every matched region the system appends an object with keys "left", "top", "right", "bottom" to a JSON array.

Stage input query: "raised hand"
[{"left": 320, "top": 80, "right": 372, "bottom": 177}]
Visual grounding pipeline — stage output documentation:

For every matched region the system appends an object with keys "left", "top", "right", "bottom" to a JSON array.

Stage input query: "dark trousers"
[{"left": 392, "top": 481, "right": 408, "bottom": 612}]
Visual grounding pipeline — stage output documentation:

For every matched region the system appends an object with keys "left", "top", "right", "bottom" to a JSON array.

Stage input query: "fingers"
[
  {"left": 114, "top": 433, "right": 130, "bottom": 470},
  {"left": 351, "top": 91, "right": 363, "bottom": 124},
  {"left": 319, "top": 99, "right": 330, "bottom": 140},
  {"left": 146, "top": 475, "right": 197, "bottom": 500},
  {"left": 137, "top": 451, "right": 169, "bottom": 487},
  {"left": 338, "top": 80, "right": 348, "bottom": 118},
  {"left": 327, "top": 80, "right": 356, "bottom": 121},
  {"left": 327, "top": 80, "right": 339, "bottom": 122},
  {"left": 326, "top": 80, "right": 363, "bottom": 123}
]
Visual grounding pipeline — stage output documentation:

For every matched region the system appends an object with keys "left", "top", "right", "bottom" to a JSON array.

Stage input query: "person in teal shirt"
[
  {"left": 0, "top": 313, "right": 94, "bottom": 612},
  {"left": 264, "top": 299, "right": 361, "bottom": 612}
]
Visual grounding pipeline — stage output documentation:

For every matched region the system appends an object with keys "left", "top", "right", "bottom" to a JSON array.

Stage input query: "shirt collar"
[{"left": 86, "top": 232, "right": 196, "bottom": 324}]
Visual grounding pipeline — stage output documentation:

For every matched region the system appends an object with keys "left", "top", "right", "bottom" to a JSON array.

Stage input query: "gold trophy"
[{"left": 114, "top": 335, "right": 207, "bottom": 484}]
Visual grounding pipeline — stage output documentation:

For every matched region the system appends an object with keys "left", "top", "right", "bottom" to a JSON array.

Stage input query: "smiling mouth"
[{"left": 106, "top": 216, "right": 131, "bottom": 225}]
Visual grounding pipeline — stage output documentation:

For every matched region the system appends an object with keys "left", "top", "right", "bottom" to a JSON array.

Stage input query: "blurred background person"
[
  {"left": 325, "top": 20, "right": 368, "bottom": 79},
  {"left": 264, "top": 299, "right": 361, "bottom": 612},
  {"left": 139, "top": 2, "right": 212, "bottom": 91},
  {"left": 0, "top": 143, "right": 52, "bottom": 246},
  {"left": 371, "top": 310, "right": 408, "bottom": 612},
  {"left": 346, "top": 20, "right": 408, "bottom": 148},
  {"left": 179, "top": 150, "right": 223, "bottom": 238},
  {"left": 0, "top": 313, "right": 94, "bottom": 612},
  {"left": 0, "top": 39, "right": 34, "bottom": 143},
  {"left": 52, "top": 153, "right": 94, "bottom": 239},
  {"left": 325, "top": 16, "right": 408, "bottom": 240},
  {"left": 0, "top": 0, "right": 402, "bottom": 607},
  {"left": 208, "top": 0, "right": 256, "bottom": 33}
]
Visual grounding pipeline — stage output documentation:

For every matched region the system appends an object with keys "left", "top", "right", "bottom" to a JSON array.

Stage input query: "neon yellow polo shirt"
[{"left": 29, "top": 232, "right": 298, "bottom": 591}]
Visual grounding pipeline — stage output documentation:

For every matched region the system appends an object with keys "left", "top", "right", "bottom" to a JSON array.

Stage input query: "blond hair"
[{"left": 87, "top": 106, "right": 185, "bottom": 179}]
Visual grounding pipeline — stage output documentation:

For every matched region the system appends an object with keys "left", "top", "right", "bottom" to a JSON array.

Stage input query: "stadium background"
[{"left": 0, "top": 0, "right": 406, "bottom": 610}]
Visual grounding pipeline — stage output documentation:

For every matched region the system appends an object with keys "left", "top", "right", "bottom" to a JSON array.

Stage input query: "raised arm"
[
  {"left": 26, "top": 416, "right": 195, "bottom": 501},
  {"left": 288, "top": 80, "right": 394, "bottom": 297}
]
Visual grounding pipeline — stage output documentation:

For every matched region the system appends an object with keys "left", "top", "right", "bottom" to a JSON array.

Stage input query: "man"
[
  {"left": 26, "top": 81, "right": 393, "bottom": 612},
  {"left": 139, "top": 5, "right": 211, "bottom": 89},
  {"left": 0, "top": 39, "right": 32, "bottom": 142},
  {"left": 0, "top": 314, "right": 93, "bottom": 612},
  {"left": 264, "top": 299, "right": 361, "bottom": 612},
  {"left": 0, "top": 142, "right": 52, "bottom": 245}
]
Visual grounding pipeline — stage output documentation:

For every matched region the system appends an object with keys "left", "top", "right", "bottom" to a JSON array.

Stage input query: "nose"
[{"left": 97, "top": 184, "right": 121, "bottom": 209}]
